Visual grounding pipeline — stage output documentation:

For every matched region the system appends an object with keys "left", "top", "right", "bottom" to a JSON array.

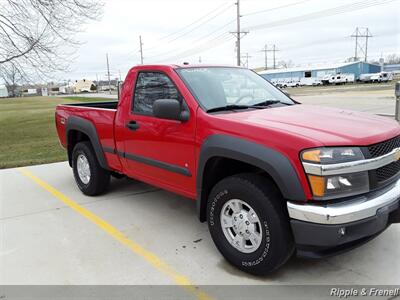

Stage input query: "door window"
[{"left": 133, "top": 72, "right": 180, "bottom": 115}]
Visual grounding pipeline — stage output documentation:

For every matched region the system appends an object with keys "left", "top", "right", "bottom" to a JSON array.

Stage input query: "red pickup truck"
[{"left": 56, "top": 65, "right": 400, "bottom": 275}]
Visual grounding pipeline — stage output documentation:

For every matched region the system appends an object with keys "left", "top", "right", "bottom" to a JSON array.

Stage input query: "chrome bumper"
[{"left": 287, "top": 178, "right": 400, "bottom": 225}]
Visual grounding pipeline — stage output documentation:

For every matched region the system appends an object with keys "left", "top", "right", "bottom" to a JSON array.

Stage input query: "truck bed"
[{"left": 55, "top": 102, "right": 118, "bottom": 167}]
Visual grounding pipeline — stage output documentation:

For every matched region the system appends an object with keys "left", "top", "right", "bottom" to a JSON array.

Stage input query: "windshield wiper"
[
  {"left": 206, "top": 104, "right": 265, "bottom": 113},
  {"left": 253, "top": 100, "right": 290, "bottom": 106}
]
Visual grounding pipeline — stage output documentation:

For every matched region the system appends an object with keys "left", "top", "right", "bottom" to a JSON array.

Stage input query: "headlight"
[
  {"left": 301, "top": 147, "right": 364, "bottom": 164},
  {"left": 301, "top": 148, "right": 369, "bottom": 200}
]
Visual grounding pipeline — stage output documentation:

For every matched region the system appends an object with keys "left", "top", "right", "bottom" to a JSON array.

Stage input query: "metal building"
[{"left": 258, "top": 61, "right": 381, "bottom": 81}]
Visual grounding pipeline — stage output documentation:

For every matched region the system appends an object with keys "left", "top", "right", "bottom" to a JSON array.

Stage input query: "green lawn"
[{"left": 0, "top": 96, "right": 114, "bottom": 169}]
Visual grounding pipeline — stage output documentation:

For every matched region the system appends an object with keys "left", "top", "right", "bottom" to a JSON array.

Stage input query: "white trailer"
[
  {"left": 360, "top": 72, "right": 393, "bottom": 83},
  {"left": 327, "top": 74, "right": 354, "bottom": 85},
  {"left": 300, "top": 77, "right": 322, "bottom": 86}
]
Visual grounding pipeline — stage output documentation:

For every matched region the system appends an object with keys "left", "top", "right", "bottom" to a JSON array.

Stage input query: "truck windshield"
[{"left": 176, "top": 67, "right": 294, "bottom": 111}]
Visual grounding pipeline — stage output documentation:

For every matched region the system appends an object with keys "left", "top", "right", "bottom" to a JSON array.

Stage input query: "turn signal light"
[
  {"left": 302, "top": 150, "right": 321, "bottom": 163},
  {"left": 307, "top": 175, "right": 325, "bottom": 197}
]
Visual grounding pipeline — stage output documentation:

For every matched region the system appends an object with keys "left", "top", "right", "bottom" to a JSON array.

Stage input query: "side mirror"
[{"left": 153, "top": 99, "right": 189, "bottom": 122}]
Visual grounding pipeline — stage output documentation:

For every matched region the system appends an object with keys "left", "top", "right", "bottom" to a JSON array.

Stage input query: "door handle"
[{"left": 126, "top": 121, "right": 140, "bottom": 131}]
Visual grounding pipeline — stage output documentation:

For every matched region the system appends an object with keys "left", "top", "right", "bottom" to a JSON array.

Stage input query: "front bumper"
[{"left": 287, "top": 178, "right": 400, "bottom": 258}]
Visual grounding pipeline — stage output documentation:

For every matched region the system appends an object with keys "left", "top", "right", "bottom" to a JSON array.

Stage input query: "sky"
[{"left": 63, "top": 0, "right": 400, "bottom": 82}]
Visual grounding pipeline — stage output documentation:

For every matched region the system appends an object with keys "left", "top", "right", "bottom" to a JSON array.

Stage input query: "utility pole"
[
  {"left": 262, "top": 44, "right": 279, "bottom": 69},
  {"left": 230, "top": 0, "right": 248, "bottom": 66},
  {"left": 240, "top": 53, "right": 252, "bottom": 68},
  {"left": 365, "top": 28, "right": 371, "bottom": 62},
  {"left": 106, "top": 53, "right": 111, "bottom": 95},
  {"left": 353, "top": 27, "right": 359, "bottom": 60},
  {"left": 139, "top": 35, "right": 144, "bottom": 64},
  {"left": 96, "top": 73, "right": 99, "bottom": 93},
  {"left": 260, "top": 44, "right": 268, "bottom": 70},
  {"left": 351, "top": 27, "right": 372, "bottom": 62}
]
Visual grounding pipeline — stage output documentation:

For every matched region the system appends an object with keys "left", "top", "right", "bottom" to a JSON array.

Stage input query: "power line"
[
  {"left": 153, "top": 33, "right": 234, "bottom": 63},
  {"left": 143, "top": 2, "right": 233, "bottom": 53},
  {"left": 111, "top": 0, "right": 396, "bottom": 70},
  {"left": 243, "top": 0, "right": 311, "bottom": 17},
  {"left": 146, "top": 18, "right": 236, "bottom": 60},
  {"left": 115, "top": 2, "right": 232, "bottom": 62},
  {"left": 155, "top": 3, "right": 233, "bottom": 45},
  {"left": 244, "top": 0, "right": 397, "bottom": 31},
  {"left": 156, "top": 2, "right": 231, "bottom": 42}
]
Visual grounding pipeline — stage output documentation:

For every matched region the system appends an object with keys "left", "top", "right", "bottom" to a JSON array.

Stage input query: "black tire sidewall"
[
  {"left": 207, "top": 175, "right": 293, "bottom": 275},
  {"left": 72, "top": 141, "right": 109, "bottom": 195},
  {"left": 72, "top": 143, "right": 94, "bottom": 192}
]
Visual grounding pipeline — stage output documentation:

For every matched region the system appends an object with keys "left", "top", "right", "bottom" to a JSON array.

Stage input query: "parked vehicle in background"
[
  {"left": 300, "top": 77, "right": 322, "bottom": 86},
  {"left": 328, "top": 74, "right": 355, "bottom": 85},
  {"left": 55, "top": 64, "right": 400, "bottom": 275},
  {"left": 360, "top": 72, "right": 393, "bottom": 83},
  {"left": 321, "top": 73, "right": 354, "bottom": 85},
  {"left": 284, "top": 80, "right": 301, "bottom": 88}
]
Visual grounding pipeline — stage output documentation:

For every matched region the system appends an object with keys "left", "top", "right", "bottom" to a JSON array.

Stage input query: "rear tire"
[
  {"left": 72, "top": 141, "right": 110, "bottom": 196},
  {"left": 207, "top": 173, "right": 294, "bottom": 275}
]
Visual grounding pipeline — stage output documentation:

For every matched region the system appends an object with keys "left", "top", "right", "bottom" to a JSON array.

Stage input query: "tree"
[
  {"left": 385, "top": 54, "right": 400, "bottom": 64},
  {"left": 0, "top": 0, "right": 103, "bottom": 81},
  {"left": 0, "top": 64, "right": 22, "bottom": 97},
  {"left": 277, "top": 60, "right": 295, "bottom": 68}
]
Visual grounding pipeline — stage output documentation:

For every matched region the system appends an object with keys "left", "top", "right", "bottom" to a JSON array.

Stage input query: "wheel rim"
[
  {"left": 77, "top": 154, "right": 91, "bottom": 184},
  {"left": 220, "top": 199, "right": 262, "bottom": 254}
]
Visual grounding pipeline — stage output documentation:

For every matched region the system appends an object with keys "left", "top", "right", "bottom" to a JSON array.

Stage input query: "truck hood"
[{"left": 217, "top": 105, "right": 400, "bottom": 146}]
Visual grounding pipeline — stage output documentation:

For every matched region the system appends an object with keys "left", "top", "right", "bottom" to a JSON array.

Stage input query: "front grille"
[
  {"left": 368, "top": 135, "right": 400, "bottom": 158},
  {"left": 376, "top": 161, "right": 400, "bottom": 183},
  {"left": 367, "top": 136, "right": 400, "bottom": 185}
]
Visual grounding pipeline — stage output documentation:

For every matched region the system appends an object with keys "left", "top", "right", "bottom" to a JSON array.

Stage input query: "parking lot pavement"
[
  {"left": 290, "top": 85, "right": 398, "bottom": 116},
  {"left": 1, "top": 162, "right": 399, "bottom": 287}
]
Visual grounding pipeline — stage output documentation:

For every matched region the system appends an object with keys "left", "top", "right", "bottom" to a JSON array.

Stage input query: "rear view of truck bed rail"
[{"left": 63, "top": 101, "right": 118, "bottom": 110}]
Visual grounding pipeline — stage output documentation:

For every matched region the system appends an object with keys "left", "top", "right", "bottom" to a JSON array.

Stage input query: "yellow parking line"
[{"left": 18, "top": 168, "right": 212, "bottom": 300}]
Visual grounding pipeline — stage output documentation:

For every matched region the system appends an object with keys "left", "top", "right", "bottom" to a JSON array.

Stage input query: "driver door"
[{"left": 121, "top": 71, "right": 196, "bottom": 198}]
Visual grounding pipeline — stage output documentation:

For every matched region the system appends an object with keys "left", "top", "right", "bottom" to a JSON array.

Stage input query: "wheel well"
[
  {"left": 199, "top": 156, "right": 279, "bottom": 222},
  {"left": 67, "top": 130, "right": 90, "bottom": 166}
]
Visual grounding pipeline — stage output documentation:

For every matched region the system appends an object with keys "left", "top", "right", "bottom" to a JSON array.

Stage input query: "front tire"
[
  {"left": 207, "top": 174, "right": 294, "bottom": 275},
  {"left": 72, "top": 141, "right": 110, "bottom": 196}
]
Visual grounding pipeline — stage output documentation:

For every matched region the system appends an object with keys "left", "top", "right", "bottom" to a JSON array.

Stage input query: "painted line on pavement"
[{"left": 18, "top": 168, "right": 212, "bottom": 300}]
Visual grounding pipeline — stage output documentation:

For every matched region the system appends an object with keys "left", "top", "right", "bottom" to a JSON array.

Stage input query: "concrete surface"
[
  {"left": 290, "top": 84, "right": 398, "bottom": 116},
  {"left": 1, "top": 162, "right": 399, "bottom": 286}
]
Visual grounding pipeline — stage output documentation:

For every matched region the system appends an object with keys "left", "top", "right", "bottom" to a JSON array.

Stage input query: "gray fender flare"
[
  {"left": 197, "top": 134, "right": 306, "bottom": 221},
  {"left": 65, "top": 116, "right": 109, "bottom": 170}
]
